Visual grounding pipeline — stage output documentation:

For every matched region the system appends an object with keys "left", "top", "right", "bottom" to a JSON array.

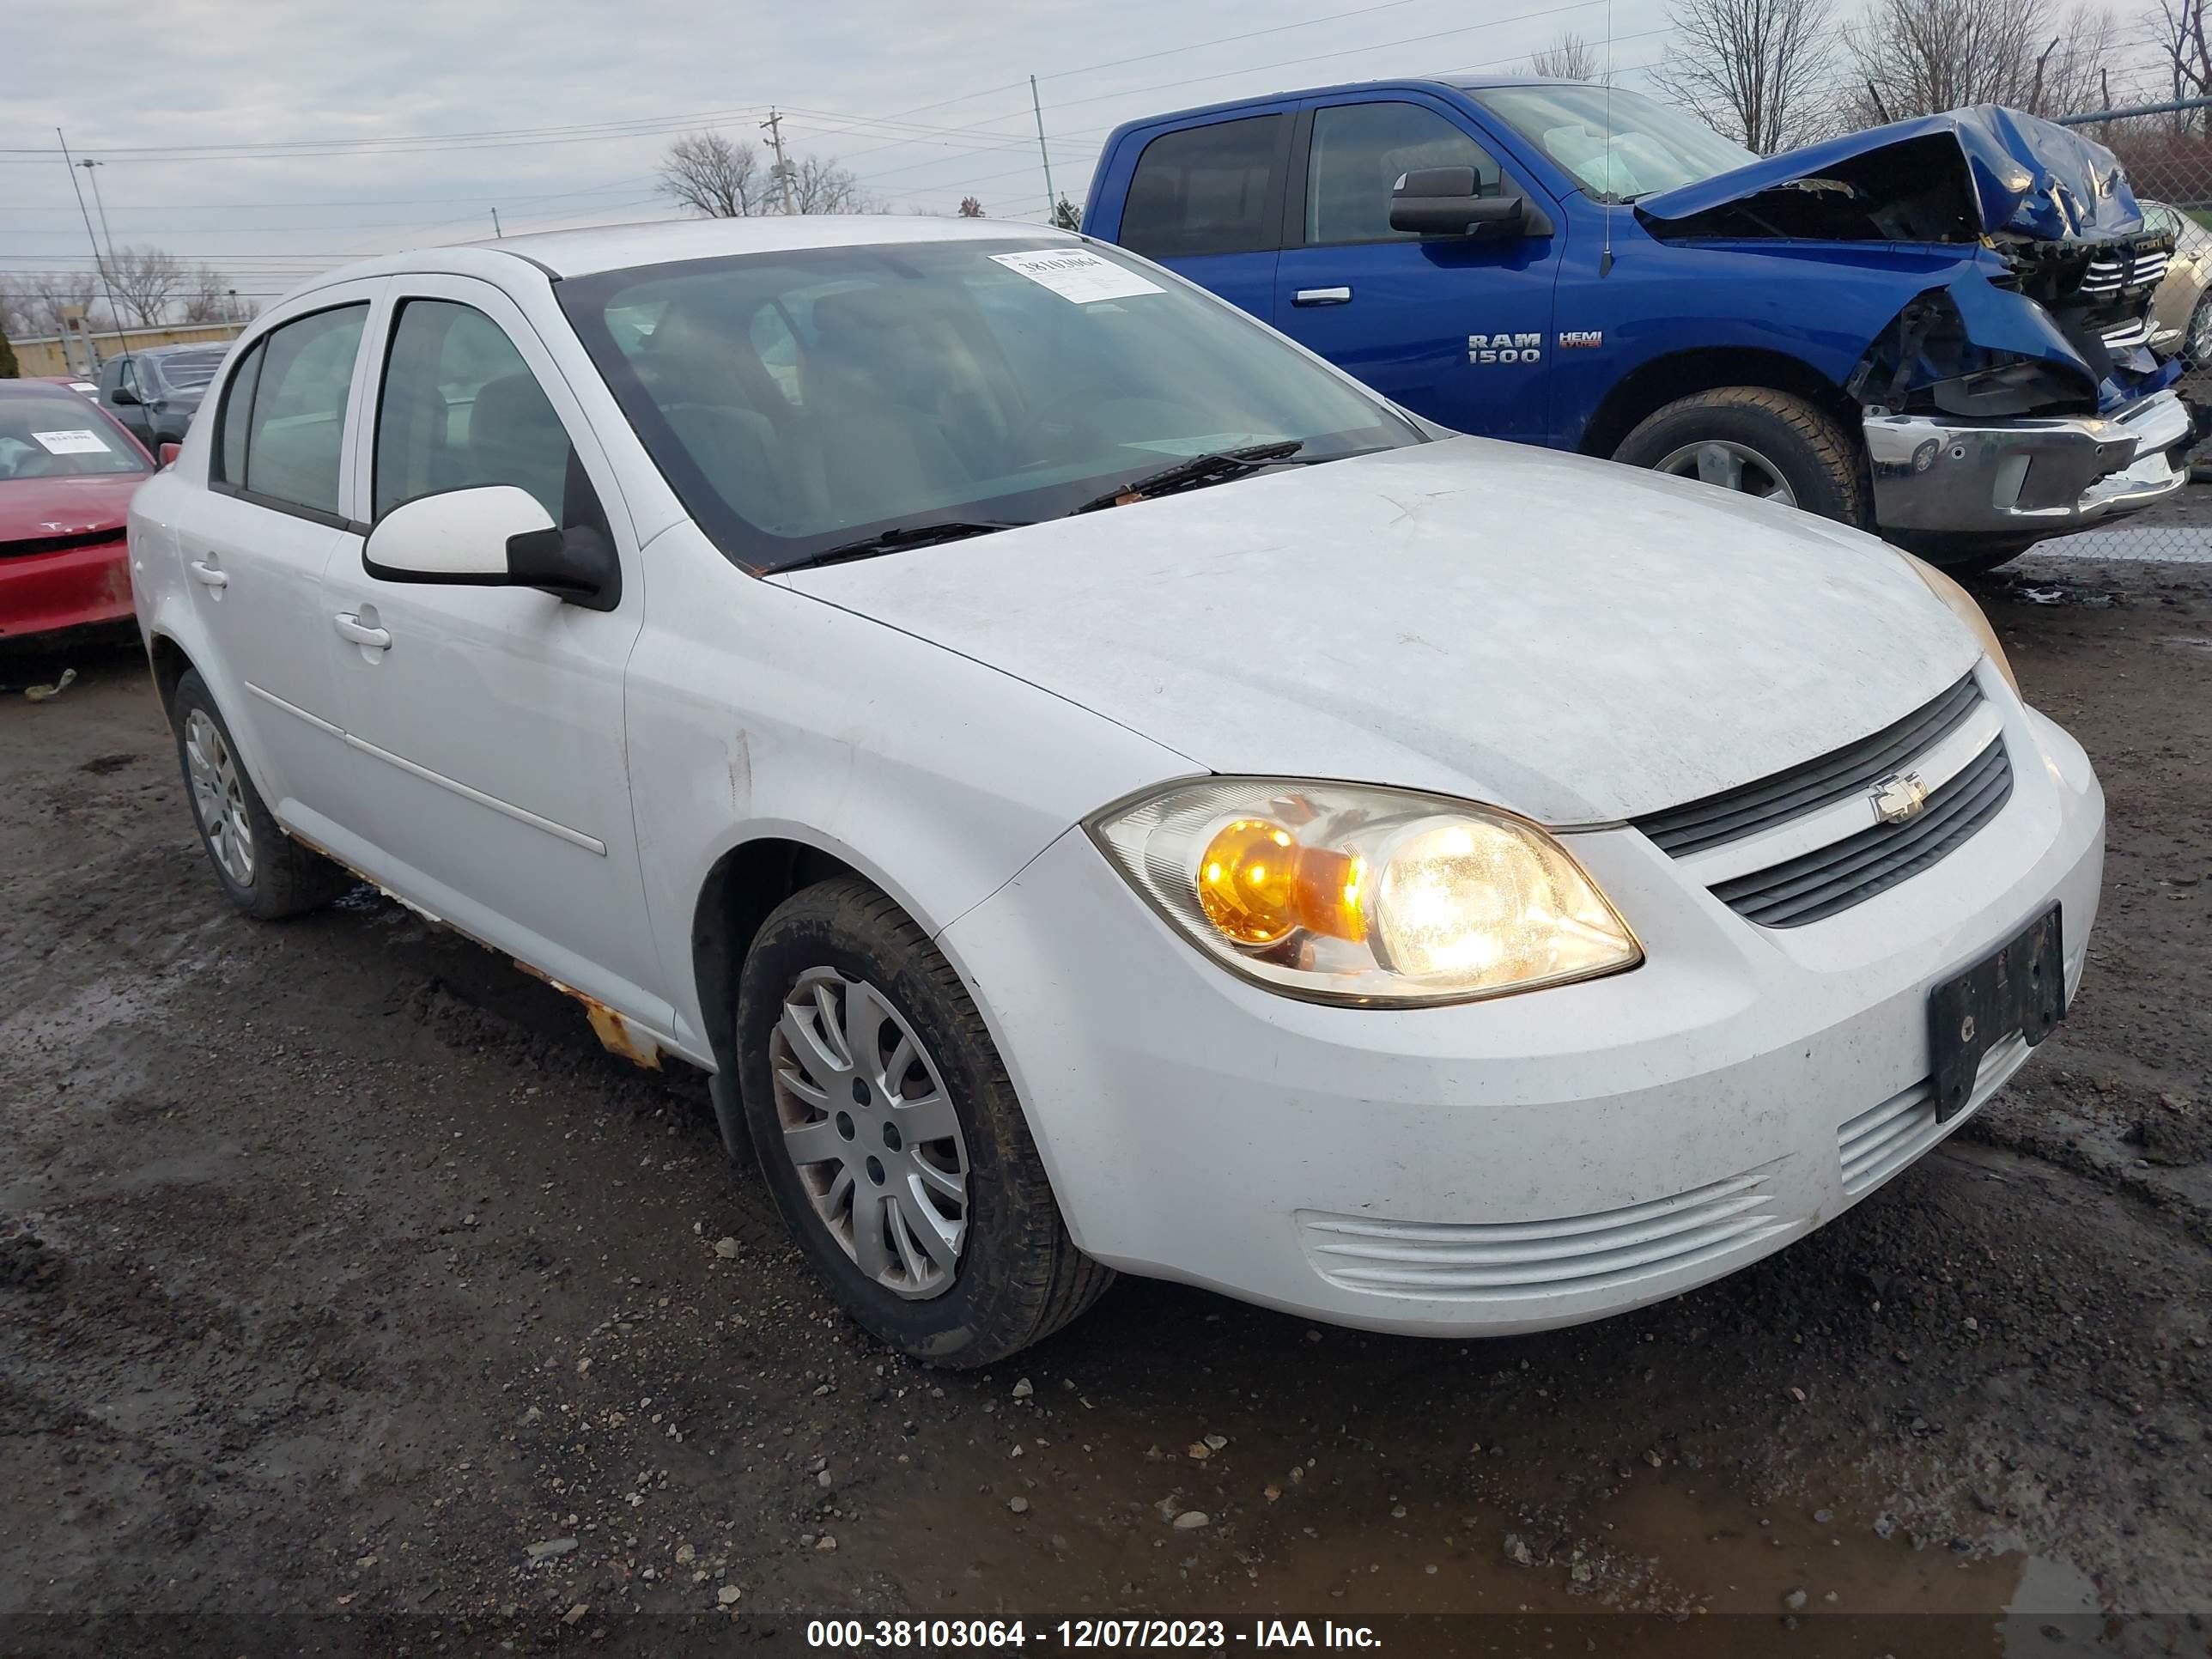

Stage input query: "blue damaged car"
[{"left": 1085, "top": 82, "right": 2193, "bottom": 570}]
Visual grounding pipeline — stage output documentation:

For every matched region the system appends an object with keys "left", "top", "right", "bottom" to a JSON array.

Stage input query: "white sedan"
[{"left": 128, "top": 216, "right": 2102, "bottom": 1365}]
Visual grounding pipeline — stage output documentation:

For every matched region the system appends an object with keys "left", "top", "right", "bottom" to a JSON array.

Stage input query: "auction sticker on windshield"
[
  {"left": 990, "top": 248, "right": 1164, "bottom": 303},
  {"left": 33, "top": 429, "right": 110, "bottom": 455}
]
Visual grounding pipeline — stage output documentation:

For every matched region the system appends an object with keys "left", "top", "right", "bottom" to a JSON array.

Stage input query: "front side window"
[
  {"left": 1306, "top": 102, "right": 1495, "bottom": 246},
  {"left": 374, "top": 299, "right": 573, "bottom": 520},
  {"left": 0, "top": 387, "right": 150, "bottom": 480},
  {"left": 216, "top": 304, "right": 368, "bottom": 517},
  {"left": 1120, "top": 115, "right": 1288, "bottom": 258},
  {"left": 1473, "top": 84, "right": 1755, "bottom": 203},
  {"left": 561, "top": 237, "right": 1420, "bottom": 571}
]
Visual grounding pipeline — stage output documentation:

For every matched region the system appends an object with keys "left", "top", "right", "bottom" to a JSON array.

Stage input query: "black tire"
[
  {"left": 736, "top": 877, "right": 1110, "bottom": 1367},
  {"left": 168, "top": 669, "right": 354, "bottom": 921},
  {"left": 1613, "top": 386, "right": 1871, "bottom": 528},
  {"left": 1887, "top": 532, "right": 2039, "bottom": 577}
]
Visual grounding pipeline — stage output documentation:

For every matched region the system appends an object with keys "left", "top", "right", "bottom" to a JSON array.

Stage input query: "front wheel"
[
  {"left": 736, "top": 877, "right": 1110, "bottom": 1366},
  {"left": 1614, "top": 386, "right": 1870, "bottom": 527}
]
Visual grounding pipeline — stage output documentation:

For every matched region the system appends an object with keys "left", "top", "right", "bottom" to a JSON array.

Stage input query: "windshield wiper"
[
  {"left": 780, "top": 520, "right": 1027, "bottom": 571},
  {"left": 1073, "top": 441, "right": 1305, "bottom": 514}
]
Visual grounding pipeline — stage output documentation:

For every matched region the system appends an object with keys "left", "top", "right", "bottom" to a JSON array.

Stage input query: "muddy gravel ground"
[{"left": 2, "top": 558, "right": 2209, "bottom": 1657}]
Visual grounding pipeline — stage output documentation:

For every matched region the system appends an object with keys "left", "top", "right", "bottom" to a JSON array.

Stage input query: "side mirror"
[
  {"left": 110, "top": 386, "right": 142, "bottom": 406},
  {"left": 1389, "top": 167, "right": 1551, "bottom": 239},
  {"left": 158, "top": 441, "right": 182, "bottom": 468},
  {"left": 362, "top": 484, "right": 620, "bottom": 611}
]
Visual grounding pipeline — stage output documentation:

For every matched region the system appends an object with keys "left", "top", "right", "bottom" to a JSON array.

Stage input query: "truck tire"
[
  {"left": 1614, "top": 387, "right": 1870, "bottom": 528},
  {"left": 737, "top": 876, "right": 1112, "bottom": 1367}
]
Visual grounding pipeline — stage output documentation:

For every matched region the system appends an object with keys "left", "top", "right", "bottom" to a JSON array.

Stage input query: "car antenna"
[{"left": 1600, "top": 0, "right": 1616, "bottom": 276}]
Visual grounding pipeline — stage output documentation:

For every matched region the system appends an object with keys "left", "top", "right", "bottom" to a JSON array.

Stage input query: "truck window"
[
  {"left": 1120, "top": 115, "right": 1287, "bottom": 258},
  {"left": 1306, "top": 102, "right": 1495, "bottom": 246}
]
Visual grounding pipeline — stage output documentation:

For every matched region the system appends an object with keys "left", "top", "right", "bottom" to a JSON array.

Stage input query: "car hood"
[
  {"left": 0, "top": 473, "right": 142, "bottom": 541},
  {"left": 1638, "top": 105, "right": 2141, "bottom": 243},
  {"left": 775, "top": 441, "right": 1982, "bottom": 824}
]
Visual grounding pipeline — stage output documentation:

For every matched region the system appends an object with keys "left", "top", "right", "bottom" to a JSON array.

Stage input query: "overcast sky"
[
  {"left": 1, "top": 0, "right": 1700, "bottom": 306},
  {"left": 4, "top": 0, "right": 2177, "bottom": 313}
]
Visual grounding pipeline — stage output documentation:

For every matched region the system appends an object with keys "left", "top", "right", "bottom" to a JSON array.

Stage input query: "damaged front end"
[{"left": 1638, "top": 106, "right": 2193, "bottom": 541}]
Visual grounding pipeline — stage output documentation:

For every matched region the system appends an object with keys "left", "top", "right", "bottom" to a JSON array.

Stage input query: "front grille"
[
  {"left": 2081, "top": 247, "right": 2170, "bottom": 295},
  {"left": 2, "top": 526, "right": 122, "bottom": 560},
  {"left": 1710, "top": 736, "right": 2012, "bottom": 927},
  {"left": 2101, "top": 316, "right": 2154, "bottom": 350},
  {"left": 1632, "top": 672, "right": 1983, "bottom": 857},
  {"left": 1297, "top": 1164, "right": 1788, "bottom": 1299}
]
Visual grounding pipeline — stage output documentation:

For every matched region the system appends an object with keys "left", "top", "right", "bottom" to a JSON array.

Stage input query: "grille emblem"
[{"left": 1871, "top": 770, "right": 1929, "bottom": 824}]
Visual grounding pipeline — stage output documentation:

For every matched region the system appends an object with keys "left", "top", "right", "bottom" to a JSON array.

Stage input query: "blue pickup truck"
[{"left": 1084, "top": 80, "right": 2194, "bottom": 569}]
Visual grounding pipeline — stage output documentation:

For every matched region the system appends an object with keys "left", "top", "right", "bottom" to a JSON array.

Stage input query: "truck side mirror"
[{"left": 1389, "top": 167, "right": 1552, "bottom": 239}]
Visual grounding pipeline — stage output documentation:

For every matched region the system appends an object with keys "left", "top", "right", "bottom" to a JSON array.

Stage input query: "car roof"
[
  {"left": 1096, "top": 75, "right": 1597, "bottom": 139},
  {"left": 294, "top": 214, "right": 1082, "bottom": 292}
]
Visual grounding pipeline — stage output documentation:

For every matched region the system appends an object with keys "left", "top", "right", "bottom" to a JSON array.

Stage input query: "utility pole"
[
  {"left": 1030, "top": 76, "right": 1057, "bottom": 226},
  {"left": 762, "top": 108, "right": 796, "bottom": 214},
  {"left": 490, "top": 207, "right": 503, "bottom": 239},
  {"left": 56, "top": 130, "right": 128, "bottom": 364}
]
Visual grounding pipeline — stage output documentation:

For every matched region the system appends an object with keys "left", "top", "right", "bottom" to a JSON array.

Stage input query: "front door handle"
[
  {"left": 1292, "top": 286, "right": 1353, "bottom": 307},
  {"left": 332, "top": 612, "right": 392, "bottom": 650},
  {"left": 188, "top": 559, "right": 228, "bottom": 589}
]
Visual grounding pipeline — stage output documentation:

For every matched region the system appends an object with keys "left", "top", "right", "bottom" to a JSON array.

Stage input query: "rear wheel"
[
  {"left": 1614, "top": 386, "right": 1869, "bottom": 527},
  {"left": 167, "top": 670, "right": 353, "bottom": 920},
  {"left": 737, "top": 877, "right": 1110, "bottom": 1366}
]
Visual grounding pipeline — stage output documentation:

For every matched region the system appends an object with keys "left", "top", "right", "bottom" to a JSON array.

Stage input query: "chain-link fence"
[{"left": 2020, "top": 98, "right": 2212, "bottom": 567}]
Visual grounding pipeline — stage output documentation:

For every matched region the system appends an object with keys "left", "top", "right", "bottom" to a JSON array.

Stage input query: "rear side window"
[
  {"left": 1305, "top": 102, "right": 1494, "bottom": 246},
  {"left": 214, "top": 303, "right": 368, "bottom": 519},
  {"left": 374, "top": 298, "right": 574, "bottom": 520},
  {"left": 1120, "top": 115, "right": 1287, "bottom": 258}
]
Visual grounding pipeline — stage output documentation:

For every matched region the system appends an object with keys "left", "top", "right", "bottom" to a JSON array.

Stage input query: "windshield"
[
  {"left": 559, "top": 238, "right": 1422, "bottom": 570},
  {"left": 1474, "top": 85, "right": 1757, "bottom": 203},
  {"left": 152, "top": 349, "right": 227, "bottom": 390},
  {"left": 0, "top": 390, "right": 148, "bottom": 479}
]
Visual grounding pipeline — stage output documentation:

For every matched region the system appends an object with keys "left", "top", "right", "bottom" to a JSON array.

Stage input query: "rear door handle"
[
  {"left": 1292, "top": 286, "right": 1353, "bottom": 307},
  {"left": 188, "top": 560, "right": 228, "bottom": 589},
  {"left": 332, "top": 613, "right": 392, "bottom": 650}
]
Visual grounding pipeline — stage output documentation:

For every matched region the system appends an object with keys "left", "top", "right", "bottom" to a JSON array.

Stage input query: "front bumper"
[
  {"left": 0, "top": 537, "right": 134, "bottom": 641},
  {"left": 1866, "top": 388, "right": 2191, "bottom": 536},
  {"left": 939, "top": 692, "right": 2105, "bottom": 1337}
]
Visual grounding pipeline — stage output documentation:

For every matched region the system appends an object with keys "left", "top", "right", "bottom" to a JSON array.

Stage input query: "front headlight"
[
  {"left": 1087, "top": 778, "right": 1641, "bottom": 1006},
  {"left": 1905, "top": 554, "right": 2019, "bottom": 695}
]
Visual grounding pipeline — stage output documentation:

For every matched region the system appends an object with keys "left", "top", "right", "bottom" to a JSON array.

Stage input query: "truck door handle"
[
  {"left": 332, "top": 613, "right": 392, "bottom": 650},
  {"left": 188, "top": 560, "right": 228, "bottom": 589},
  {"left": 1292, "top": 286, "right": 1353, "bottom": 307}
]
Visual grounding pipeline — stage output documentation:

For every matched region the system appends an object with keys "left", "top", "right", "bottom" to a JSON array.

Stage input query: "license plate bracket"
[{"left": 1927, "top": 903, "right": 2065, "bottom": 1121}]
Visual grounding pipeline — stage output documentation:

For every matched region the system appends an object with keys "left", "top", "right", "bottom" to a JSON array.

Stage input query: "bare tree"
[
  {"left": 2144, "top": 0, "right": 2212, "bottom": 127},
  {"left": 1648, "top": 0, "right": 1834, "bottom": 153},
  {"left": 1843, "top": 0, "right": 2113, "bottom": 123},
  {"left": 787, "top": 154, "right": 878, "bottom": 214},
  {"left": 178, "top": 265, "right": 246, "bottom": 324},
  {"left": 0, "top": 272, "right": 107, "bottom": 337},
  {"left": 658, "top": 131, "right": 766, "bottom": 217},
  {"left": 1529, "top": 30, "right": 1604, "bottom": 79},
  {"left": 104, "top": 246, "right": 185, "bottom": 327},
  {"left": 957, "top": 195, "right": 987, "bottom": 217}
]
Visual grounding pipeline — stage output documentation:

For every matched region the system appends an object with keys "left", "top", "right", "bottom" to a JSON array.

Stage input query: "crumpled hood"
[
  {"left": 777, "top": 441, "right": 1983, "bottom": 824},
  {"left": 1638, "top": 104, "right": 2141, "bottom": 242},
  {"left": 0, "top": 473, "right": 140, "bottom": 542}
]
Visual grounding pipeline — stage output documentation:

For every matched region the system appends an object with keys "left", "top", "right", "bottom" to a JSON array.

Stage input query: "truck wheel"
[
  {"left": 1614, "top": 387, "right": 1870, "bottom": 527},
  {"left": 736, "top": 877, "right": 1112, "bottom": 1367},
  {"left": 168, "top": 669, "right": 355, "bottom": 921}
]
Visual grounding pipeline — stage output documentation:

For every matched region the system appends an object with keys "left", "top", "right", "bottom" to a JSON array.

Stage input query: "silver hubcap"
[
  {"left": 769, "top": 968, "right": 969, "bottom": 1300},
  {"left": 2186, "top": 297, "right": 2212, "bottom": 366},
  {"left": 1653, "top": 439, "right": 1799, "bottom": 506},
  {"left": 183, "top": 708, "right": 255, "bottom": 887}
]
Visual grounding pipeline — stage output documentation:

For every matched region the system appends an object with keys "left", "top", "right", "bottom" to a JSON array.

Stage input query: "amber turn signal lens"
[{"left": 1196, "top": 817, "right": 1366, "bottom": 945}]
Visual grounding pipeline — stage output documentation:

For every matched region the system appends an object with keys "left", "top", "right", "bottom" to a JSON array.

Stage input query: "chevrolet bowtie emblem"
[{"left": 1871, "top": 770, "right": 1930, "bottom": 824}]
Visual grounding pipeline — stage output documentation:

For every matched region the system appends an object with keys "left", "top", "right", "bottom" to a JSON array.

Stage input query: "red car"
[{"left": 1, "top": 379, "right": 154, "bottom": 641}]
